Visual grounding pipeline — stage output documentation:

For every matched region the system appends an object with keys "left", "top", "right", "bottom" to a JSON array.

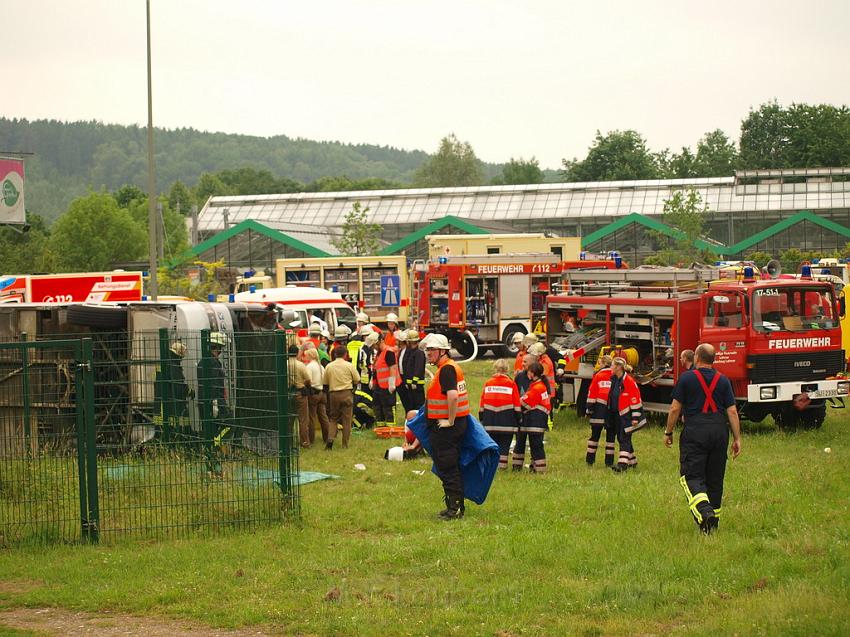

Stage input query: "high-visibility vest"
[
  {"left": 479, "top": 374, "right": 521, "bottom": 432},
  {"left": 514, "top": 350, "right": 524, "bottom": 373},
  {"left": 385, "top": 330, "right": 397, "bottom": 348},
  {"left": 540, "top": 354, "right": 555, "bottom": 389},
  {"left": 347, "top": 340, "right": 369, "bottom": 383},
  {"left": 374, "top": 348, "right": 401, "bottom": 389},
  {"left": 520, "top": 378, "right": 551, "bottom": 431},
  {"left": 426, "top": 358, "right": 470, "bottom": 420}
]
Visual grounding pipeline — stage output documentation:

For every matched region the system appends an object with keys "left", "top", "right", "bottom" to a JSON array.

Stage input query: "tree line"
[{"left": 2, "top": 100, "right": 849, "bottom": 276}]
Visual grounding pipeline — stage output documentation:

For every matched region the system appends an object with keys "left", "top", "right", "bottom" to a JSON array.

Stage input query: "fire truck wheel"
[
  {"left": 451, "top": 331, "right": 477, "bottom": 360},
  {"left": 773, "top": 404, "right": 801, "bottom": 430},
  {"left": 66, "top": 304, "right": 128, "bottom": 329},
  {"left": 500, "top": 325, "right": 527, "bottom": 357},
  {"left": 800, "top": 404, "right": 826, "bottom": 429}
]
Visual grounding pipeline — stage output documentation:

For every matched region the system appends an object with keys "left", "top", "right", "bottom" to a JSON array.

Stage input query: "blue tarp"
[{"left": 406, "top": 408, "right": 499, "bottom": 505}]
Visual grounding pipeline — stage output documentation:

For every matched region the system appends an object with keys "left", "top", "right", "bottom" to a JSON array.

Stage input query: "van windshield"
[
  {"left": 752, "top": 286, "right": 836, "bottom": 332},
  {"left": 335, "top": 306, "right": 357, "bottom": 327}
]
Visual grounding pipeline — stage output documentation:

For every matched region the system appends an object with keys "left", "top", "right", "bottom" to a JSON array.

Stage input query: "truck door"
[
  {"left": 700, "top": 291, "right": 747, "bottom": 380},
  {"left": 447, "top": 266, "right": 464, "bottom": 328}
]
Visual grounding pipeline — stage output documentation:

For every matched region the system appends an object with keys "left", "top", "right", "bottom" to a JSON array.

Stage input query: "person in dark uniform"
[
  {"left": 424, "top": 334, "right": 470, "bottom": 520},
  {"left": 403, "top": 329, "right": 426, "bottom": 411},
  {"left": 198, "top": 332, "right": 236, "bottom": 470},
  {"left": 371, "top": 333, "right": 399, "bottom": 428},
  {"left": 665, "top": 343, "right": 742, "bottom": 534}
]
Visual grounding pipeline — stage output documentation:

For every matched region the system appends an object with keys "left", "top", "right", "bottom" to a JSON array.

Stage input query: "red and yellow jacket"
[
  {"left": 586, "top": 368, "right": 646, "bottom": 432},
  {"left": 520, "top": 378, "right": 551, "bottom": 432}
]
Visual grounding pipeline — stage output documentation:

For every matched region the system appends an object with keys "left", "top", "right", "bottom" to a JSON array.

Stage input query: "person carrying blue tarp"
[{"left": 406, "top": 334, "right": 499, "bottom": 520}]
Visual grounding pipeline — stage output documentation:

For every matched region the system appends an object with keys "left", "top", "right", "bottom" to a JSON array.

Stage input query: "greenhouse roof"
[{"left": 197, "top": 170, "right": 850, "bottom": 234}]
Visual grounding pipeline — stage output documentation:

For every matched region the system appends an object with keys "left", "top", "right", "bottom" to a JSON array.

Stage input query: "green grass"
[{"left": 0, "top": 360, "right": 849, "bottom": 636}]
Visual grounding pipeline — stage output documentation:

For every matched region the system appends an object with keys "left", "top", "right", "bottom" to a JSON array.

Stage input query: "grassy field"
[{"left": 0, "top": 360, "right": 848, "bottom": 636}]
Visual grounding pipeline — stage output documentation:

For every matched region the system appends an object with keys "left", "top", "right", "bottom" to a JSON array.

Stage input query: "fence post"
[
  {"left": 274, "top": 330, "right": 292, "bottom": 499},
  {"left": 18, "top": 333, "right": 32, "bottom": 455},
  {"left": 80, "top": 337, "right": 99, "bottom": 543},
  {"left": 198, "top": 330, "right": 216, "bottom": 474},
  {"left": 158, "top": 328, "right": 172, "bottom": 443}
]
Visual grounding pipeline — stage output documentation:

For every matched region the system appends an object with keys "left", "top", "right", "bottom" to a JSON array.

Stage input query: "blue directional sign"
[{"left": 380, "top": 274, "right": 401, "bottom": 307}]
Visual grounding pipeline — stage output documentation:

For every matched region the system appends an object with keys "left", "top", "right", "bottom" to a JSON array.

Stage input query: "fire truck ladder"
[
  {"left": 410, "top": 259, "right": 427, "bottom": 326},
  {"left": 561, "top": 266, "right": 723, "bottom": 298},
  {"left": 561, "top": 332, "right": 607, "bottom": 365}
]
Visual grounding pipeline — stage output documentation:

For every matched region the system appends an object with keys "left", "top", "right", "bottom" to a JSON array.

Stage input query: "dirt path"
[{"left": 0, "top": 607, "right": 280, "bottom": 637}]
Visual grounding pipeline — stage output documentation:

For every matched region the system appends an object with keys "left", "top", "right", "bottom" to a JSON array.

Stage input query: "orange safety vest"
[
  {"left": 540, "top": 354, "right": 555, "bottom": 388},
  {"left": 374, "top": 348, "right": 401, "bottom": 389},
  {"left": 426, "top": 357, "right": 470, "bottom": 420},
  {"left": 385, "top": 330, "right": 397, "bottom": 348},
  {"left": 514, "top": 350, "right": 524, "bottom": 372}
]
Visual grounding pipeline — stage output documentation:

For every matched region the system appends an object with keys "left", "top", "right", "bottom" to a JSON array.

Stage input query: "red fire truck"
[
  {"left": 0, "top": 272, "right": 144, "bottom": 304},
  {"left": 547, "top": 266, "right": 846, "bottom": 429},
  {"left": 414, "top": 254, "right": 624, "bottom": 358}
]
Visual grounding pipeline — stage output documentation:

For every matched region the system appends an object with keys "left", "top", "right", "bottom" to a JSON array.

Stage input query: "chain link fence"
[{"left": 0, "top": 329, "right": 299, "bottom": 546}]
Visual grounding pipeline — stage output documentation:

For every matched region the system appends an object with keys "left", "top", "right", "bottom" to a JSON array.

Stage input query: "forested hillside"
[{"left": 0, "top": 118, "right": 440, "bottom": 222}]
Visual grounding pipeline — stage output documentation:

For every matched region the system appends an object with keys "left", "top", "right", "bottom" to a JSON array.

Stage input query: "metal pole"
[
  {"left": 146, "top": 0, "right": 158, "bottom": 300},
  {"left": 191, "top": 204, "right": 198, "bottom": 246}
]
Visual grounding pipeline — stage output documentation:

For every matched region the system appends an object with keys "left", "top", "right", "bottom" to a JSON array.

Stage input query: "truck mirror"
[{"left": 840, "top": 295, "right": 846, "bottom": 319}]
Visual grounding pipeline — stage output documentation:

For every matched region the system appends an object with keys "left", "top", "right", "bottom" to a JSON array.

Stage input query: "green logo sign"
[{"left": 2, "top": 179, "right": 19, "bottom": 207}]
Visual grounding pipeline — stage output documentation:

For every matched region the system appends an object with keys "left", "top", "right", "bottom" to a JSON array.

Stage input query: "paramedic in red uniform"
[
  {"left": 425, "top": 334, "right": 470, "bottom": 520},
  {"left": 513, "top": 361, "right": 551, "bottom": 473},
  {"left": 665, "top": 343, "right": 742, "bottom": 535},
  {"left": 479, "top": 358, "right": 521, "bottom": 470}
]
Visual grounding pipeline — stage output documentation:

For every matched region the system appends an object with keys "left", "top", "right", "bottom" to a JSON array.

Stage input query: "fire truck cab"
[
  {"left": 547, "top": 266, "right": 846, "bottom": 429},
  {"left": 416, "top": 254, "right": 623, "bottom": 358}
]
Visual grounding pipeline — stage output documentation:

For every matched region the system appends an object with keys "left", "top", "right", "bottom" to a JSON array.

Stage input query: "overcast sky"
[{"left": 4, "top": 0, "right": 849, "bottom": 168}]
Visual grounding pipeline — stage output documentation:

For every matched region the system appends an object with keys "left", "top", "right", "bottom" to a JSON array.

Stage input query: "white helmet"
[
  {"left": 210, "top": 332, "right": 226, "bottom": 346},
  {"left": 425, "top": 334, "right": 451, "bottom": 351},
  {"left": 522, "top": 333, "right": 539, "bottom": 347},
  {"left": 333, "top": 325, "right": 351, "bottom": 340},
  {"left": 529, "top": 342, "right": 547, "bottom": 356},
  {"left": 308, "top": 324, "right": 322, "bottom": 336},
  {"left": 320, "top": 329, "right": 331, "bottom": 340},
  {"left": 386, "top": 312, "right": 399, "bottom": 323},
  {"left": 356, "top": 312, "right": 369, "bottom": 323},
  {"left": 394, "top": 330, "right": 407, "bottom": 342},
  {"left": 386, "top": 446, "right": 404, "bottom": 462},
  {"left": 406, "top": 329, "right": 421, "bottom": 342},
  {"left": 364, "top": 332, "right": 380, "bottom": 347},
  {"left": 511, "top": 332, "right": 524, "bottom": 345}
]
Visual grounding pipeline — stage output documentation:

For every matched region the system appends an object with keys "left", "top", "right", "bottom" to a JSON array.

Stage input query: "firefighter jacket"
[
  {"left": 426, "top": 358, "right": 470, "bottom": 421},
  {"left": 514, "top": 350, "right": 525, "bottom": 373},
  {"left": 478, "top": 373, "right": 521, "bottom": 433},
  {"left": 546, "top": 344, "right": 566, "bottom": 373},
  {"left": 520, "top": 378, "right": 550, "bottom": 432},
  {"left": 374, "top": 348, "right": 401, "bottom": 390},
  {"left": 586, "top": 368, "right": 646, "bottom": 432},
  {"left": 402, "top": 347, "right": 426, "bottom": 390},
  {"left": 539, "top": 354, "right": 556, "bottom": 389}
]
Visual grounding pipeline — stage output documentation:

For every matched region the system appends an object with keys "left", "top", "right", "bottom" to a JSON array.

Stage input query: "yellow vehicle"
[{"left": 800, "top": 258, "right": 850, "bottom": 361}]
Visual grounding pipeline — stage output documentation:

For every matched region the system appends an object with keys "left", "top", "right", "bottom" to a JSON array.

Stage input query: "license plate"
[{"left": 811, "top": 389, "right": 839, "bottom": 398}]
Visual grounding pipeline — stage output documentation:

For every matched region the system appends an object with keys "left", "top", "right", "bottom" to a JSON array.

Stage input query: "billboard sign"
[{"left": 0, "top": 159, "right": 25, "bottom": 225}]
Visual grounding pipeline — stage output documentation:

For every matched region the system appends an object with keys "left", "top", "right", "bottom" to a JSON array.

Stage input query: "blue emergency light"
[
  {"left": 743, "top": 266, "right": 755, "bottom": 279},
  {"left": 207, "top": 294, "right": 215, "bottom": 302},
  {"left": 249, "top": 285, "right": 256, "bottom": 293},
  {"left": 438, "top": 256, "right": 448, "bottom": 264},
  {"left": 801, "top": 265, "right": 812, "bottom": 279},
  {"left": 228, "top": 294, "right": 235, "bottom": 302}
]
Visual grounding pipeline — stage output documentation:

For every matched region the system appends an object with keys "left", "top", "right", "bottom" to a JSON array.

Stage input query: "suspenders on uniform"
[{"left": 692, "top": 370, "right": 722, "bottom": 414}]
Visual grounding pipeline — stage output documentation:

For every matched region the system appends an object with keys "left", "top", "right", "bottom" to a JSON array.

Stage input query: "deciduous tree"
[
  {"left": 413, "top": 134, "right": 484, "bottom": 187},
  {"left": 331, "top": 202, "right": 381, "bottom": 256},
  {"left": 491, "top": 157, "right": 544, "bottom": 185},
  {"left": 561, "top": 130, "right": 661, "bottom": 182},
  {"left": 50, "top": 192, "right": 146, "bottom": 271}
]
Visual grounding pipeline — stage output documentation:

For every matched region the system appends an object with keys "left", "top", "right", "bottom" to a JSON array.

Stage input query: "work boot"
[
  {"left": 604, "top": 455, "right": 615, "bottom": 467},
  {"left": 611, "top": 463, "right": 629, "bottom": 473},
  {"left": 325, "top": 441, "right": 333, "bottom": 450},
  {"left": 699, "top": 515, "right": 718, "bottom": 535},
  {"left": 585, "top": 453, "right": 596, "bottom": 466},
  {"left": 438, "top": 496, "right": 464, "bottom": 520}
]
